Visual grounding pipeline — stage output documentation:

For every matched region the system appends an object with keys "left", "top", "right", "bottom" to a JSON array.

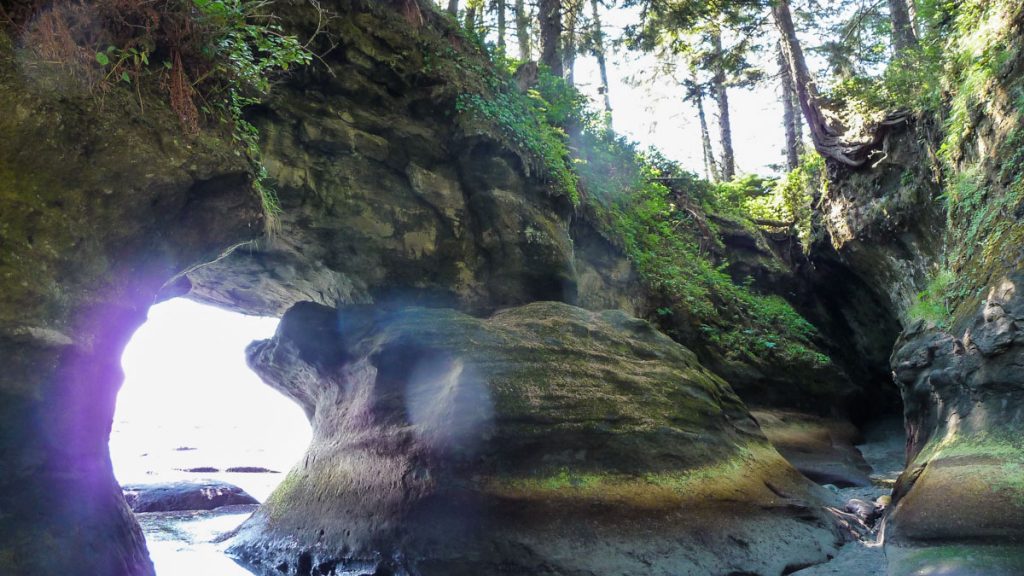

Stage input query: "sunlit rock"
[{"left": 228, "top": 301, "right": 840, "bottom": 575}]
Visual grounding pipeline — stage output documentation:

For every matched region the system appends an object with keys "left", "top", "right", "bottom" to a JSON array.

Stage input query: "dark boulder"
[
  {"left": 886, "top": 273, "right": 1024, "bottom": 573},
  {"left": 123, "top": 481, "right": 259, "bottom": 513}
]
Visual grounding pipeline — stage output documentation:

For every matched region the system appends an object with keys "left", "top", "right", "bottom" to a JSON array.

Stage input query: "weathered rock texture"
[
  {"left": 180, "top": 0, "right": 869, "bottom": 422},
  {"left": 709, "top": 215, "right": 900, "bottom": 416},
  {"left": 186, "top": 0, "right": 577, "bottom": 317},
  {"left": 229, "top": 301, "right": 840, "bottom": 576},
  {"left": 815, "top": 121, "right": 945, "bottom": 322},
  {"left": 886, "top": 274, "right": 1024, "bottom": 572},
  {"left": 752, "top": 410, "right": 873, "bottom": 488},
  {"left": 809, "top": 9, "right": 1024, "bottom": 570},
  {"left": 0, "top": 28, "right": 263, "bottom": 576}
]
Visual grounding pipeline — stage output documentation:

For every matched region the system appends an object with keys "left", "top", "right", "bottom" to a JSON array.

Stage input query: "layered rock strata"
[{"left": 229, "top": 301, "right": 841, "bottom": 576}]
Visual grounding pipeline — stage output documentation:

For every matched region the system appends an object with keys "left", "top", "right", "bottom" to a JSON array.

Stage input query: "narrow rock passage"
[{"left": 793, "top": 418, "right": 905, "bottom": 576}]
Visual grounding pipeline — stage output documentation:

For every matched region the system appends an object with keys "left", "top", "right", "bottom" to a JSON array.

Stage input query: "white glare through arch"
[{"left": 110, "top": 298, "right": 311, "bottom": 575}]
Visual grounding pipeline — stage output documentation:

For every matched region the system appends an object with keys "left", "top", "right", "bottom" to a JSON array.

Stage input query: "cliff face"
[
  {"left": 809, "top": 3, "right": 1024, "bottom": 569},
  {"left": 2, "top": 0, "right": 1022, "bottom": 574},
  {"left": 0, "top": 27, "right": 263, "bottom": 575},
  {"left": 0, "top": 2, "right": 841, "bottom": 574}
]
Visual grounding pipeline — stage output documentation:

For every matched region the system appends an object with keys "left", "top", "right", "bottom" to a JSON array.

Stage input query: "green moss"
[
  {"left": 915, "top": 432, "right": 1024, "bottom": 505},
  {"left": 889, "top": 544, "right": 1024, "bottom": 574},
  {"left": 485, "top": 443, "right": 775, "bottom": 506},
  {"left": 413, "top": 21, "right": 580, "bottom": 203},
  {"left": 264, "top": 468, "right": 304, "bottom": 521},
  {"left": 908, "top": 269, "right": 955, "bottom": 328},
  {"left": 573, "top": 130, "right": 831, "bottom": 375}
]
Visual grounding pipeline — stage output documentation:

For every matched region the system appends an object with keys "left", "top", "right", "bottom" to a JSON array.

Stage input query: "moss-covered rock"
[
  {"left": 0, "top": 25, "right": 263, "bottom": 576},
  {"left": 185, "top": 0, "right": 577, "bottom": 316},
  {"left": 887, "top": 273, "right": 1024, "bottom": 570},
  {"left": 229, "top": 301, "right": 840, "bottom": 575}
]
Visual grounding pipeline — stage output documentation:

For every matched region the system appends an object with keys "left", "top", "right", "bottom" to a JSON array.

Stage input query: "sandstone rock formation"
[
  {"left": 0, "top": 27, "right": 263, "bottom": 576},
  {"left": 886, "top": 274, "right": 1024, "bottom": 573},
  {"left": 229, "top": 301, "right": 840, "bottom": 575}
]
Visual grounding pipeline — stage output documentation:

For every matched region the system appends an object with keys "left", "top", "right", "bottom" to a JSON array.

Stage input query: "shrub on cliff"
[{"left": 2, "top": 0, "right": 312, "bottom": 223}]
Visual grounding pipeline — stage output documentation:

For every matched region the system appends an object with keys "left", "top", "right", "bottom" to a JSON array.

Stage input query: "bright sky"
[
  {"left": 441, "top": 2, "right": 792, "bottom": 176},
  {"left": 110, "top": 299, "right": 311, "bottom": 501},
  {"left": 571, "top": 6, "right": 788, "bottom": 176}
]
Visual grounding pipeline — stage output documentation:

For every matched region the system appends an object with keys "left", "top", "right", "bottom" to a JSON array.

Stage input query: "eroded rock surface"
[
  {"left": 229, "top": 301, "right": 840, "bottom": 576},
  {"left": 752, "top": 410, "right": 873, "bottom": 488},
  {"left": 186, "top": 2, "right": 577, "bottom": 317},
  {"left": 887, "top": 273, "right": 1024, "bottom": 572},
  {"left": 0, "top": 28, "right": 263, "bottom": 576}
]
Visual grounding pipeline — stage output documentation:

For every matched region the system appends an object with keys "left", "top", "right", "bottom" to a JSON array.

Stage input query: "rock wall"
[
  {"left": 229, "top": 301, "right": 840, "bottom": 576},
  {"left": 812, "top": 8, "right": 1024, "bottom": 570},
  {"left": 815, "top": 121, "right": 945, "bottom": 323},
  {"left": 887, "top": 275, "right": 1024, "bottom": 572},
  {"left": 712, "top": 215, "right": 902, "bottom": 416},
  {"left": 0, "top": 28, "right": 264, "bottom": 575},
  {"left": 186, "top": 0, "right": 578, "bottom": 317}
]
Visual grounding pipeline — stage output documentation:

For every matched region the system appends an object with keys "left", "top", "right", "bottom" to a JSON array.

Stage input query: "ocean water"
[{"left": 110, "top": 299, "right": 312, "bottom": 574}]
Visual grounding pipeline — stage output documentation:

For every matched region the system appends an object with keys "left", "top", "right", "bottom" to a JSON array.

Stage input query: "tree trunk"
[
  {"left": 696, "top": 85, "right": 721, "bottom": 182},
  {"left": 465, "top": 5, "right": 476, "bottom": 30},
  {"left": 515, "top": 0, "right": 530, "bottom": 59},
  {"left": 709, "top": 29, "right": 735, "bottom": 180},
  {"left": 563, "top": 1, "right": 582, "bottom": 86},
  {"left": 539, "top": 0, "right": 562, "bottom": 76},
  {"left": 496, "top": 0, "right": 506, "bottom": 51},
  {"left": 447, "top": 0, "right": 458, "bottom": 16},
  {"left": 906, "top": 0, "right": 920, "bottom": 38},
  {"left": 591, "top": 0, "right": 612, "bottom": 126},
  {"left": 888, "top": 0, "right": 918, "bottom": 56},
  {"left": 773, "top": 0, "right": 864, "bottom": 166},
  {"left": 778, "top": 43, "right": 801, "bottom": 171}
]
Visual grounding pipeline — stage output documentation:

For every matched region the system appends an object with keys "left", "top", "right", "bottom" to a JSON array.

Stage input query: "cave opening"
[{"left": 109, "top": 298, "right": 311, "bottom": 576}]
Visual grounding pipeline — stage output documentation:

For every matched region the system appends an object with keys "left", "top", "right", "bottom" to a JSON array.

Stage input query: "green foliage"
[
  {"left": 744, "top": 153, "right": 824, "bottom": 246},
  {"left": 191, "top": 0, "right": 310, "bottom": 222},
  {"left": 22, "top": 0, "right": 310, "bottom": 225},
  {"left": 710, "top": 174, "right": 773, "bottom": 219},
  {"left": 908, "top": 269, "right": 955, "bottom": 327},
  {"left": 935, "top": 0, "right": 1017, "bottom": 167},
  {"left": 94, "top": 44, "right": 149, "bottom": 85},
  {"left": 419, "top": 21, "right": 581, "bottom": 203},
  {"left": 455, "top": 68, "right": 582, "bottom": 203},
  {"left": 574, "top": 129, "right": 830, "bottom": 368}
]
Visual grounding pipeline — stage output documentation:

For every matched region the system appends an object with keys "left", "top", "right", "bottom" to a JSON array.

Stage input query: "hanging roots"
[
  {"left": 169, "top": 50, "right": 199, "bottom": 134},
  {"left": 22, "top": 2, "right": 103, "bottom": 87}
]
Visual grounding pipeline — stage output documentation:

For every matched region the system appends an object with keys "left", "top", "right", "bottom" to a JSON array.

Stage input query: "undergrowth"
[
  {"left": 907, "top": 269, "right": 954, "bottom": 328},
  {"left": 719, "top": 153, "right": 824, "bottom": 247},
  {"left": 426, "top": 11, "right": 834, "bottom": 370},
  {"left": 924, "top": 0, "right": 1024, "bottom": 319},
  {"left": 5, "top": 0, "right": 311, "bottom": 227},
  {"left": 418, "top": 20, "right": 581, "bottom": 204},
  {"left": 574, "top": 129, "right": 830, "bottom": 368}
]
